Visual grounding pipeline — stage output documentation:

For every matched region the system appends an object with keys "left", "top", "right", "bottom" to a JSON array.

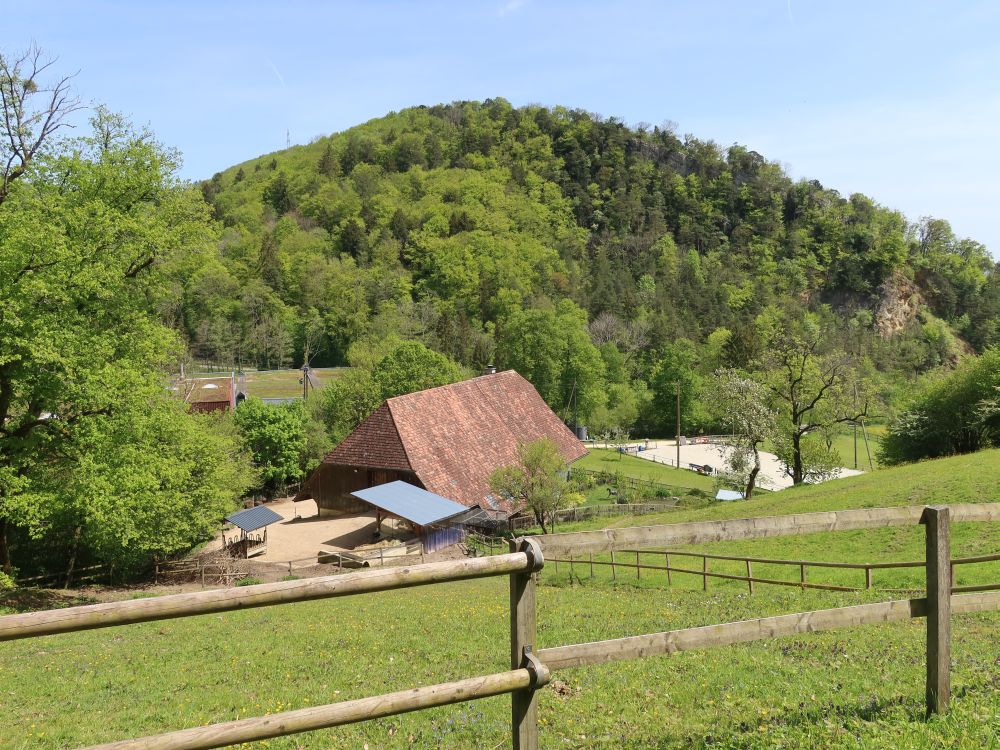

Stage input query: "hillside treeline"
[{"left": 185, "top": 99, "right": 998, "bottom": 435}]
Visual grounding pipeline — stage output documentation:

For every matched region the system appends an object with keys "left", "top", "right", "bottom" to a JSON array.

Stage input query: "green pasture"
[{"left": 2, "top": 448, "right": 998, "bottom": 749}]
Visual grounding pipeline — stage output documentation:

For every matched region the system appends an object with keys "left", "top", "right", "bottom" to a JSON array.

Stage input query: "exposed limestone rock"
[{"left": 874, "top": 272, "right": 921, "bottom": 338}]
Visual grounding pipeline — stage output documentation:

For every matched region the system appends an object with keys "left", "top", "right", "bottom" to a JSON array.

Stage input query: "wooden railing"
[
  {"left": 508, "top": 500, "right": 679, "bottom": 531},
  {"left": 546, "top": 547, "right": 1000, "bottom": 593},
  {"left": 155, "top": 541, "right": 426, "bottom": 585},
  {"left": 1, "top": 503, "right": 997, "bottom": 750},
  {"left": 15, "top": 563, "right": 114, "bottom": 589}
]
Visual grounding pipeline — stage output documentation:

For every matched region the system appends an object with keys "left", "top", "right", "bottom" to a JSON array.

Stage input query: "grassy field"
[
  {"left": 244, "top": 367, "right": 345, "bottom": 399},
  {"left": 576, "top": 448, "right": 718, "bottom": 491},
  {"left": 2, "top": 450, "right": 998, "bottom": 749},
  {"left": 184, "top": 367, "right": 346, "bottom": 399}
]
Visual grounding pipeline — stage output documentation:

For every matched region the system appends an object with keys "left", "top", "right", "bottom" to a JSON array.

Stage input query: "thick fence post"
[
  {"left": 664, "top": 552, "right": 672, "bottom": 586},
  {"left": 610, "top": 550, "right": 616, "bottom": 581},
  {"left": 865, "top": 566, "right": 873, "bottom": 590},
  {"left": 923, "top": 505, "right": 951, "bottom": 716},
  {"left": 746, "top": 560, "right": 754, "bottom": 595},
  {"left": 702, "top": 555, "right": 708, "bottom": 591},
  {"left": 510, "top": 538, "right": 544, "bottom": 750}
]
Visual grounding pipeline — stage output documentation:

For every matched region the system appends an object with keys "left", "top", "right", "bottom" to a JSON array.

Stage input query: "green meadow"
[{"left": 1, "top": 449, "right": 998, "bottom": 749}]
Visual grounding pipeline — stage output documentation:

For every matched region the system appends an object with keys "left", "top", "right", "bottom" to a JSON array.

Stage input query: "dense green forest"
[
  {"left": 3, "top": 54, "right": 999, "bottom": 581},
  {"left": 186, "top": 99, "right": 998, "bottom": 436}
]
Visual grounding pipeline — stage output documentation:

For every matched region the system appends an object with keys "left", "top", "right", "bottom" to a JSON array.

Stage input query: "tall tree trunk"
[
  {"left": 0, "top": 517, "right": 10, "bottom": 573},
  {"left": 64, "top": 525, "right": 82, "bottom": 589},
  {"left": 745, "top": 447, "right": 761, "bottom": 501},
  {"left": 534, "top": 509, "right": 548, "bottom": 535},
  {"left": 792, "top": 432, "right": 804, "bottom": 484}
]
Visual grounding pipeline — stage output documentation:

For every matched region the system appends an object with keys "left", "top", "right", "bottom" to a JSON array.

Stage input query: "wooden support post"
[
  {"left": 746, "top": 560, "right": 754, "bottom": 595},
  {"left": 923, "top": 505, "right": 951, "bottom": 716},
  {"left": 288, "top": 561, "right": 293, "bottom": 576},
  {"left": 569, "top": 554, "right": 574, "bottom": 581},
  {"left": 799, "top": 564, "right": 807, "bottom": 589},
  {"left": 610, "top": 550, "right": 616, "bottom": 581},
  {"left": 865, "top": 566, "right": 873, "bottom": 590},
  {"left": 702, "top": 555, "right": 708, "bottom": 591},
  {"left": 636, "top": 550, "right": 641, "bottom": 580},
  {"left": 589, "top": 553, "right": 594, "bottom": 579},
  {"left": 665, "top": 552, "right": 672, "bottom": 586},
  {"left": 200, "top": 560, "right": 205, "bottom": 588},
  {"left": 510, "top": 538, "right": 543, "bottom": 750}
]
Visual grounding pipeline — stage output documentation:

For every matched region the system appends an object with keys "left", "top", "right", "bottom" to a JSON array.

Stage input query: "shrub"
[
  {"left": 235, "top": 577, "right": 264, "bottom": 587},
  {"left": 0, "top": 571, "right": 16, "bottom": 591}
]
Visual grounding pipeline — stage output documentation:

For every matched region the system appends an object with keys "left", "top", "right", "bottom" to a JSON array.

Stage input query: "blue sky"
[{"left": 25, "top": 0, "right": 1000, "bottom": 255}]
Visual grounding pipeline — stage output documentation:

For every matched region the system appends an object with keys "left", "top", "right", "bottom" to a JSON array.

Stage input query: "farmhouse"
[
  {"left": 177, "top": 374, "right": 238, "bottom": 413},
  {"left": 296, "top": 370, "right": 587, "bottom": 519}
]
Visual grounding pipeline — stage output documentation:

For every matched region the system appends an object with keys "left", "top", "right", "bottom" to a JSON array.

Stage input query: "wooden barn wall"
[{"left": 306, "top": 465, "right": 422, "bottom": 517}]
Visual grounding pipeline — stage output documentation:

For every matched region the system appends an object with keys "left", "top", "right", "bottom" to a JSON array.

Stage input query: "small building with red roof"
[
  {"left": 179, "top": 375, "right": 237, "bottom": 413},
  {"left": 296, "top": 370, "right": 587, "bottom": 519}
]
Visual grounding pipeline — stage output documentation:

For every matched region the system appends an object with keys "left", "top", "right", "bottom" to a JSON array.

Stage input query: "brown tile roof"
[
  {"left": 321, "top": 370, "right": 587, "bottom": 513},
  {"left": 324, "top": 403, "right": 412, "bottom": 472},
  {"left": 181, "top": 377, "right": 234, "bottom": 405}
]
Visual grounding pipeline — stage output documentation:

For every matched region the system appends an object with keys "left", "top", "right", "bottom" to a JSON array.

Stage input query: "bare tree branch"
[{"left": 0, "top": 44, "right": 84, "bottom": 205}]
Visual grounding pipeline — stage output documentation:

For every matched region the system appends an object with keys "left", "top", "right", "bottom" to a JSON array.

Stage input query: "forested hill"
[{"left": 186, "top": 99, "right": 1000, "bottom": 428}]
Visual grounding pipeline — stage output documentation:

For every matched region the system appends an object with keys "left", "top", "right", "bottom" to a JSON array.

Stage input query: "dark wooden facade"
[{"left": 304, "top": 464, "right": 422, "bottom": 517}]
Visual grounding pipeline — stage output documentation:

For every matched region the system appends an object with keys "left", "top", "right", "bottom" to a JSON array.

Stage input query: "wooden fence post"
[
  {"left": 510, "top": 538, "right": 544, "bottom": 750},
  {"left": 865, "top": 566, "right": 873, "bottom": 590},
  {"left": 589, "top": 553, "right": 594, "bottom": 579},
  {"left": 664, "top": 552, "right": 671, "bottom": 586},
  {"left": 610, "top": 550, "right": 616, "bottom": 581},
  {"left": 635, "top": 550, "right": 641, "bottom": 580},
  {"left": 746, "top": 560, "right": 754, "bottom": 595},
  {"left": 923, "top": 505, "right": 951, "bottom": 716},
  {"left": 799, "top": 564, "right": 807, "bottom": 589},
  {"left": 702, "top": 555, "right": 708, "bottom": 591}
]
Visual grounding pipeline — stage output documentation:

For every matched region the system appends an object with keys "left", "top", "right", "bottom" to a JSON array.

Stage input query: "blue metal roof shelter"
[
  {"left": 226, "top": 505, "right": 283, "bottom": 532},
  {"left": 350, "top": 481, "right": 468, "bottom": 527}
]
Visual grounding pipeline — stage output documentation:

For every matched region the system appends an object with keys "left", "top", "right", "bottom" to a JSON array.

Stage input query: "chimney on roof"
[{"left": 483, "top": 364, "right": 497, "bottom": 376}]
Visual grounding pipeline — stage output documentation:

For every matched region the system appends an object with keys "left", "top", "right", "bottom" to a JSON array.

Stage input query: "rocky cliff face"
[{"left": 875, "top": 272, "right": 921, "bottom": 338}]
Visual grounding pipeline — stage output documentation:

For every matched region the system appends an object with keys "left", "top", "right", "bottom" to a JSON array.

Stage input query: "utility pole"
[{"left": 675, "top": 382, "right": 681, "bottom": 469}]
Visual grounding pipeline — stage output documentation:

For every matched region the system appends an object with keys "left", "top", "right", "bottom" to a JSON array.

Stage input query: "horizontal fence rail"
[
  {"left": 537, "top": 503, "right": 1000, "bottom": 555},
  {"left": 81, "top": 667, "right": 549, "bottom": 750},
  {"left": 537, "top": 591, "right": 1000, "bottom": 671},
  {"left": 0, "top": 552, "right": 533, "bottom": 642},
  {"left": 546, "top": 549, "right": 1000, "bottom": 594}
]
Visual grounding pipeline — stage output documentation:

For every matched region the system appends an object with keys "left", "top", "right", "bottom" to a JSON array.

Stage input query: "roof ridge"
[
  {"left": 385, "top": 370, "right": 516, "bottom": 405},
  {"left": 384, "top": 399, "right": 415, "bottom": 472}
]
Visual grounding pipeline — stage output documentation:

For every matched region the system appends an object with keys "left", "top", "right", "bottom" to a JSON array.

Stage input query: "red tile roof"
[
  {"left": 324, "top": 403, "right": 412, "bottom": 472},
  {"left": 181, "top": 376, "right": 234, "bottom": 411},
  {"left": 322, "top": 370, "right": 587, "bottom": 513}
]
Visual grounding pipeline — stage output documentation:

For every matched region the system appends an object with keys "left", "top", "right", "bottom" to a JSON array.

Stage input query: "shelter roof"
[
  {"left": 226, "top": 505, "right": 283, "bottom": 532},
  {"left": 350, "top": 480, "right": 468, "bottom": 527}
]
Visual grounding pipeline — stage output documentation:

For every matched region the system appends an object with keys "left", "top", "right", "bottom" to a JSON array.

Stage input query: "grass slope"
[
  {"left": 575, "top": 448, "right": 718, "bottom": 491},
  {"left": 1, "top": 451, "right": 998, "bottom": 749}
]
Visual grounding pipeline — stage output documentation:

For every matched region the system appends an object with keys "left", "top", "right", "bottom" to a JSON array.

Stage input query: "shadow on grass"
[
  {"left": 0, "top": 587, "right": 98, "bottom": 613},
  {"left": 607, "top": 692, "right": 964, "bottom": 749}
]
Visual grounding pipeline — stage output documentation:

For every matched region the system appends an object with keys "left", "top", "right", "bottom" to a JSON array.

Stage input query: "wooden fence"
[
  {"left": 508, "top": 500, "right": 679, "bottom": 531},
  {"left": 546, "top": 547, "right": 1000, "bottom": 593},
  {"left": 570, "top": 466, "right": 698, "bottom": 499},
  {"left": 0, "top": 503, "right": 997, "bottom": 750},
  {"left": 155, "top": 540, "right": 426, "bottom": 585},
  {"left": 15, "top": 563, "right": 114, "bottom": 590}
]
